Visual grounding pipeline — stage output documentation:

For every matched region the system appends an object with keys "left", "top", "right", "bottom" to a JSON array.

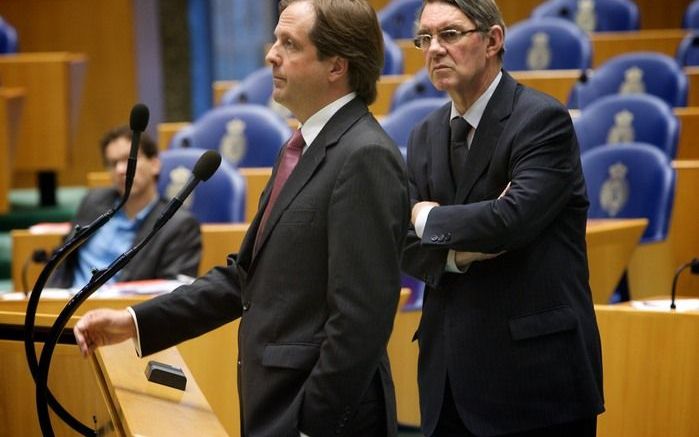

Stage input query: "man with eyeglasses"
[
  {"left": 48, "top": 126, "right": 201, "bottom": 290},
  {"left": 402, "top": 1, "right": 604, "bottom": 436}
]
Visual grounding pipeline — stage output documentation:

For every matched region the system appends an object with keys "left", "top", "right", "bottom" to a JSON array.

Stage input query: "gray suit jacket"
[
  {"left": 48, "top": 188, "right": 201, "bottom": 288},
  {"left": 402, "top": 72, "right": 604, "bottom": 436},
  {"left": 132, "top": 98, "right": 410, "bottom": 437}
]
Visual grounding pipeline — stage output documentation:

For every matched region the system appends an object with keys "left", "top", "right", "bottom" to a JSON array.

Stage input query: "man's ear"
[
  {"left": 485, "top": 25, "right": 504, "bottom": 59},
  {"left": 151, "top": 156, "right": 162, "bottom": 180},
  {"left": 328, "top": 56, "right": 349, "bottom": 83}
]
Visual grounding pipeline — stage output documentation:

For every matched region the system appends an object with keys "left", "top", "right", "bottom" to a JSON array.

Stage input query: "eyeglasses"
[{"left": 413, "top": 28, "right": 481, "bottom": 51}]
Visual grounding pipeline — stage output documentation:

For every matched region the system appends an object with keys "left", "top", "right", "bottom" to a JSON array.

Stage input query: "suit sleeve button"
[{"left": 430, "top": 235, "right": 438, "bottom": 242}]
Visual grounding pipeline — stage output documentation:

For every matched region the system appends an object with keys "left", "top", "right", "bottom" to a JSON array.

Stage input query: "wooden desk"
[
  {"left": 11, "top": 223, "right": 250, "bottom": 293},
  {"left": 595, "top": 303, "right": 699, "bottom": 437},
  {"left": 586, "top": 218, "right": 648, "bottom": 304},
  {"left": 0, "top": 309, "right": 228, "bottom": 436},
  {"left": 0, "top": 86, "right": 24, "bottom": 213},
  {"left": 93, "top": 340, "right": 228, "bottom": 436},
  {"left": 0, "top": 53, "right": 85, "bottom": 173},
  {"left": 0, "top": 310, "right": 108, "bottom": 437}
]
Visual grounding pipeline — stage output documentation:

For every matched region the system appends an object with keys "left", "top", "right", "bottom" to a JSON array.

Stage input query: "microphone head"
[
  {"left": 193, "top": 150, "right": 222, "bottom": 182},
  {"left": 129, "top": 103, "right": 150, "bottom": 132}
]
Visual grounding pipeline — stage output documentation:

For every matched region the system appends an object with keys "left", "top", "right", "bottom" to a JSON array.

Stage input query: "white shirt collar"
[
  {"left": 297, "top": 92, "right": 357, "bottom": 152},
  {"left": 450, "top": 71, "right": 503, "bottom": 129}
]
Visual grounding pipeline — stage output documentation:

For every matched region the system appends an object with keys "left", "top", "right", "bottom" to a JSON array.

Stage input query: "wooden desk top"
[{"left": 93, "top": 341, "right": 228, "bottom": 436}]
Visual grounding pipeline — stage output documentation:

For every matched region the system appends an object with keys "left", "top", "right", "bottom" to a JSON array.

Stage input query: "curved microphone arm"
[
  {"left": 34, "top": 204, "right": 182, "bottom": 437},
  {"left": 23, "top": 210, "right": 116, "bottom": 436},
  {"left": 35, "top": 149, "right": 221, "bottom": 437},
  {"left": 670, "top": 258, "right": 699, "bottom": 310},
  {"left": 23, "top": 103, "right": 148, "bottom": 436}
]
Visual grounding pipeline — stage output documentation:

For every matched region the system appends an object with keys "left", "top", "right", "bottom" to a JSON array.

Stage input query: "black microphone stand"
[
  {"left": 670, "top": 258, "right": 699, "bottom": 310},
  {"left": 24, "top": 109, "right": 146, "bottom": 436},
  {"left": 35, "top": 217, "right": 173, "bottom": 437}
]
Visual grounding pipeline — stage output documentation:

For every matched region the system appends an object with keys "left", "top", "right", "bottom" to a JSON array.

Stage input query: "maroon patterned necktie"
[{"left": 254, "top": 129, "right": 305, "bottom": 253}]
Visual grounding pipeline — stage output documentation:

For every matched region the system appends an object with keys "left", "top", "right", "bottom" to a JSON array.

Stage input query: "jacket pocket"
[
  {"left": 262, "top": 343, "right": 321, "bottom": 370},
  {"left": 508, "top": 305, "right": 578, "bottom": 341}
]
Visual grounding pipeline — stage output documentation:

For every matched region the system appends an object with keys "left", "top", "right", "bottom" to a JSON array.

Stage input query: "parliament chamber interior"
[{"left": 0, "top": 0, "right": 698, "bottom": 435}]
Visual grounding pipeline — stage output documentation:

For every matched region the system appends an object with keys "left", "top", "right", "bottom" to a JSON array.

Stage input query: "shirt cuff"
[
  {"left": 300, "top": 432, "right": 310, "bottom": 437},
  {"left": 126, "top": 306, "right": 143, "bottom": 357},
  {"left": 415, "top": 205, "right": 436, "bottom": 238},
  {"left": 446, "top": 250, "right": 471, "bottom": 274}
]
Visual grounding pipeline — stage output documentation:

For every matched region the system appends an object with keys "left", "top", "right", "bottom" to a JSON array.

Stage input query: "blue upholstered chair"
[
  {"left": 581, "top": 143, "right": 675, "bottom": 244},
  {"left": 381, "top": 97, "right": 448, "bottom": 149},
  {"left": 378, "top": 0, "right": 422, "bottom": 40},
  {"left": 683, "top": 0, "right": 699, "bottom": 28},
  {"left": 581, "top": 143, "right": 675, "bottom": 302},
  {"left": 0, "top": 16, "right": 18, "bottom": 53},
  {"left": 158, "top": 148, "right": 246, "bottom": 223},
  {"left": 531, "top": 0, "right": 640, "bottom": 32},
  {"left": 383, "top": 31, "right": 405, "bottom": 75},
  {"left": 390, "top": 68, "right": 446, "bottom": 112},
  {"left": 568, "top": 52, "right": 688, "bottom": 109},
  {"left": 504, "top": 17, "right": 592, "bottom": 71},
  {"left": 573, "top": 94, "right": 679, "bottom": 158},
  {"left": 169, "top": 104, "right": 292, "bottom": 168},
  {"left": 401, "top": 273, "right": 425, "bottom": 310},
  {"left": 676, "top": 32, "right": 699, "bottom": 66}
]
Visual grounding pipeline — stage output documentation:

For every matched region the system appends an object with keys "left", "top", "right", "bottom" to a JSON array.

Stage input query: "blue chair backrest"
[
  {"left": 569, "top": 52, "right": 688, "bottom": 109},
  {"left": 504, "top": 17, "right": 592, "bottom": 71},
  {"left": 157, "top": 148, "right": 246, "bottom": 223},
  {"left": 383, "top": 31, "right": 405, "bottom": 75},
  {"left": 581, "top": 143, "right": 675, "bottom": 243},
  {"left": 378, "top": 0, "right": 422, "bottom": 39},
  {"left": 683, "top": 0, "right": 699, "bottom": 28},
  {"left": 400, "top": 273, "right": 425, "bottom": 311},
  {"left": 390, "top": 68, "right": 446, "bottom": 112},
  {"left": 381, "top": 97, "right": 448, "bottom": 149},
  {"left": 169, "top": 104, "right": 292, "bottom": 168},
  {"left": 573, "top": 94, "right": 679, "bottom": 158},
  {"left": 531, "top": 0, "right": 640, "bottom": 32},
  {"left": 219, "top": 67, "right": 293, "bottom": 119},
  {"left": 0, "top": 16, "right": 18, "bottom": 53},
  {"left": 676, "top": 32, "right": 699, "bottom": 66}
]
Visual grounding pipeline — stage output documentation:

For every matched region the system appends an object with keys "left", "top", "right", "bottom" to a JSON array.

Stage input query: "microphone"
[
  {"left": 120, "top": 103, "right": 150, "bottom": 205},
  {"left": 152, "top": 150, "right": 221, "bottom": 232},
  {"left": 22, "top": 103, "right": 150, "bottom": 437},
  {"left": 34, "top": 151, "right": 222, "bottom": 437},
  {"left": 670, "top": 258, "right": 699, "bottom": 310}
]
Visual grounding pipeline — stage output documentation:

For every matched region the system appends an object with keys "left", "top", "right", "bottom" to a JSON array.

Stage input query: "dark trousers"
[{"left": 433, "top": 377, "right": 597, "bottom": 437}]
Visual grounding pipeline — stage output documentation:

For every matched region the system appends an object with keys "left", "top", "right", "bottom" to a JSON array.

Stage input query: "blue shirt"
[{"left": 71, "top": 200, "right": 157, "bottom": 289}]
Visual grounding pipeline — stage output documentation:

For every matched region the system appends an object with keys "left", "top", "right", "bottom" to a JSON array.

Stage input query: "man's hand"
[
  {"left": 411, "top": 201, "right": 440, "bottom": 225},
  {"left": 454, "top": 251, "right": 504, "bottom": 269},
  {"left": 73, "top": 309, "right": 136, "bottom": 357}
]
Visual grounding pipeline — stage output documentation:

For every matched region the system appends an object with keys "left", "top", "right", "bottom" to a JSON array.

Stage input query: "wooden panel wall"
[{"left": 0, "top": 0, "right": 137, "bottom": 187}]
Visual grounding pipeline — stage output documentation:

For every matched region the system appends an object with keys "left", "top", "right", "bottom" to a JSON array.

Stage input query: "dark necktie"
[
  {"left": 254, "top": 129, "right": 305, "bottom": 253},
  {"left": 450, "top": 116, "right": 471, "bottom": 187}
]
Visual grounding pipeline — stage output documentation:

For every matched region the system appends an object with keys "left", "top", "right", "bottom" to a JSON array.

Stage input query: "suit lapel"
[
  {"left": 249, "top": 98, "right": 368, "bottom": 264},
  {"left": 429, "top": 105, "right": 456, "bottom": 204},
  {"left": 454, "top": 71, "right": 516, "bottom": 203}
]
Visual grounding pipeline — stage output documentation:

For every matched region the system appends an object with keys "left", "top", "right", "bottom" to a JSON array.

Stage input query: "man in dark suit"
[
  {"left": 73, "top": 0, "right": 409, "bottom": 436},
  {"left": 402, "top": 0, "right": 604, "bottom": 436},
  {"left": 48, "top": 126, "right": 201, "bottom": 289}
]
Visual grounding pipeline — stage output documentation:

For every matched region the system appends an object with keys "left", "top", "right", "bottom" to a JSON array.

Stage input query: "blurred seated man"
[{"left": 48, "top": 126, "right": 202, "bottom": 289}]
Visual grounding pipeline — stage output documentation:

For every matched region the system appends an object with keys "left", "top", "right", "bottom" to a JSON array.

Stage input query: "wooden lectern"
[{"left": 0, "top": 309, "right": 228, "bottom": 436}]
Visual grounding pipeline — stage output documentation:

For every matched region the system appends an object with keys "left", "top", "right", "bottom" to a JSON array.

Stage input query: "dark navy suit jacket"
[{"left": 402, "top": 71, "right": 605, "bottom": 436}]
